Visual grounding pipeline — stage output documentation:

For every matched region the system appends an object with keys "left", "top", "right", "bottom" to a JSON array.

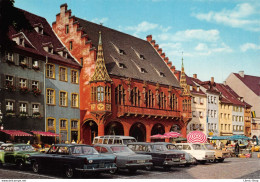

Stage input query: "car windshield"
[
  {"left": 123, "top": 139, "right": 137, "bottom": 144},
  {"left": 192, "top": 144, "right": 204, "bottom": 150},
  {"left": 70, "top": 146, "right": 99, "bottom": 155},
  {"left": 166, "top": 144, "right": 178, "bottom": 150},
  {"left": 110, "top": 146, "right": 134, "bottom": 153},
  {"left": 14, "top": 145, "right": 34, "bottom": 151},
  {"left": 204, "top": 144, "right": 215, "bottom": 150},
  {"left": 153, "top": 144, "right": 168, "bottom": 151}
]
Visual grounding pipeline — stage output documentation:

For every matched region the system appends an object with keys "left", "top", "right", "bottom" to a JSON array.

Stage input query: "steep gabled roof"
[
  {"left": 75, "top": 17, "right": 181, "bottom": 87},
  {"left": 8, "top": 8, "right": 80, "bottom": 67},
  {"left": 233, "top": 73, "right": 260, "bottom": 97}
]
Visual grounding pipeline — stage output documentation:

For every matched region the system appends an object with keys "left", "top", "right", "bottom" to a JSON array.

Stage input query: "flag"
[{"left": 251, "top": 111, "right": 256, "bottom": 118}]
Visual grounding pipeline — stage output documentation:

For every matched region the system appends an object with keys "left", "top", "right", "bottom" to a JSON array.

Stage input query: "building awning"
[
  {"left": 0, "top": 130, "right": 33, "bottom": 136},
  {"left": 31, "top": 131, "right": 59, "bottom": 137}
]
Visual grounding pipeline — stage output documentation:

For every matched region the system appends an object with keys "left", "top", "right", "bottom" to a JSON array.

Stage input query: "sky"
[{"left": 15, "top": 0, "right": 260, "bottom": 83}]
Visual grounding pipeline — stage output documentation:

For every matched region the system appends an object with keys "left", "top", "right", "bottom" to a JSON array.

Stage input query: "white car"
[{"left": 175, "top": 143, "right": 215, "bottom": 164}]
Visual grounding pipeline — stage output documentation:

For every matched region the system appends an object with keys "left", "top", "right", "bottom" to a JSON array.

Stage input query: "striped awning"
[
  {"left": 31, "top": 131, "right": 59, "bottom": 137},
  {"left": 0, "top": 130, "right": 33, "bottom": 136}
]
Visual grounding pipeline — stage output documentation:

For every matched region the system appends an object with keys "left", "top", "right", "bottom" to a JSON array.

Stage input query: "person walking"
[{"left": 234, "top": 140, "right": 240, "bottom": 157}]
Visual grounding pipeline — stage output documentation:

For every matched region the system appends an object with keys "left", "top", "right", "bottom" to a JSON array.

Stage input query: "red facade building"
[{"left": 52, "top": 4, "right": 192, "bottom": 144}]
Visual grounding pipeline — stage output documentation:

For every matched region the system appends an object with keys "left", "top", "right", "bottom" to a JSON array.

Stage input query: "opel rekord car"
[
  {"left": 28, "top": 144, "right": 117, "bottom": 178},
  {"left": 175, "top": 143, "right": 215, "bottom": 164},
  {"left": 94, "top": 144, "right": 152, "bottom": 174},
  {"left": 127, "top": 142, "right": 186, "bottom": 170},
  {"left": 202, "top": 143, "right": 230, "bottom": 162},
  {"left": 0, "top": 143, "right": 39, "bottom": 170}
]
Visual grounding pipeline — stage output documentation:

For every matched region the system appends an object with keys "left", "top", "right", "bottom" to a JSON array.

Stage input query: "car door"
[
  {"left": 4, "top": 146, "right": 15, "bottom": 164},
  {"left": 42, "top": 145, "right": 59, "bottom": 170}
]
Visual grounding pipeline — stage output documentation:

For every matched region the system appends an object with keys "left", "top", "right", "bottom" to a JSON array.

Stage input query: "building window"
[
  {"left": 6, "top": 52, "right": 14, "bottom": 62},
  {"left": 59, "top": 91, "right": 67, "bottom": 107},
  {"left": 65, "top": 25, "right": 69, "bottom": 34},
  {"left": 6, "top": 101, "right": 14, "bottom": 111},
  {"left": 60, "top": 119, "right": 67, "bottom": 129},
  {"left": 97, "top": 86, "right": 104, "bottom": 102},
  {"left": 47, "top": 118, "right": 55, "bottom": 128},
  {"left": 147, "top": 90, "right": 154, "bottom": 108},
  {"left": 71, "top": 70, "right": 78, "bottom": 84},
  {"left": 115, "top": 85, "right": 125, "bottom": 105},
  {"left": 32, "top": 81, "right": 39, "bottom": 89},
  {"left": 221, "top": 124, "right": 223, "bottom": 130},
  {"left": 19, "top": 55, "right": 27, "bottom": 65},
  {"left": 32, "top": 59, "right": 39, "bottom": 69},
  {"left": 69, "top": 41, "right": 73, "bottom": 50},
  {"left": 131, "top": 87, "right": 140, "bottom": 106},
  {"left": 46, "top": 64, "right": 55, "bottom": 79},
  {"left": 71, "top": 93, "right": 79, "bottom": 108},
  {"left": 5, "top": 75, "right": 14, "bottom": 86},
  {"left": 159, "top": 92, "right": 166, "bottom": 109},
  {"left": 199, "top": 111, "right": 203, "bottom": 118},
  {"left": 71, "top": 120, "right": 78, "bottom": 129},
  {"left": 19, "top": 78, "right": 27, "bottom": 88},
  {"left": 59, "top": 67, "right": 67, "bottom": 81},
  {"left": 19, "top": 103, "right": 27, "bottom": 112},
  {"left": 170, "top": 94, "right": 177, "bottom": 110},
  {"left": 32, "top": 104, "right": 39, "bottom": 113},
  {"left": 105, "top": 86, "right": 111, "bottom": 102},
  {"left": 47, "top": 89, "right": 55, "bottom": 105}
]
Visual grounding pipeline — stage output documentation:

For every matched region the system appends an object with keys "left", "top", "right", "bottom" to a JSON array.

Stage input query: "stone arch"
[
  {"left": 105, "top": 121, "right": 124, "bottom": 135},
  {"left": 82, "top": 120, "right": 98, "bottom": 145},
  {"left": 129, "top": 122, "right": 146, "bottom": 142},
  {"left": 151, "top": 123, "right": 165, "bottom": 135}
]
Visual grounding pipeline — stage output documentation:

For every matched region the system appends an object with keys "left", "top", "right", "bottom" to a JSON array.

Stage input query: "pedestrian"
[
  {"left": 246, "top": 140, "right": 251, "bottom": 149},
  {"left": 220, "top": 142, "right": 225, "bottom": 150},
  {"left": 234, "top": 140, "right": 240, "bottom": 157}
]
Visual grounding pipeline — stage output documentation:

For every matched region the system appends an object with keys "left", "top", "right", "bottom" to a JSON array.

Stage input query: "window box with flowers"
[
  {"left": 32, "top": 65, "right": 40, "bottom": 71},
  {"left": 6, "top": 110, "right": 15, "bottom": 117},
  {"left": 6, "top": 84, "right": 16, "bottom": 92},
  {"left": 19, "top": 111, "right": 28, "bottom": 119},
  {"left": 20, "top": 87, "right": 29, "bottom": 94},
  {"left": 32, "top": 112, "right": 41, "bottom": 119},
  {"left": 32, "top": 88, "right": 41, "bottom": 96}
]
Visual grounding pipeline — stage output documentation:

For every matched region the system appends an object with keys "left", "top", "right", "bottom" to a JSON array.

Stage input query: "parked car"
[
  {"left": 202, "top": 143, "right": 230, "bottom": 162},
  {"left": 175, "top": 143, "right": 215, "bottom": 164},
  {"left": 0, "top": 143, "right": 39, "bottom": 170},
  {"left": 29, "top": 144, "right": 117, "bottom": 178},
  {"left": 127, "top": 142, "right": 186, "bottom": 170},
  {"left": 93, "top": 135, "right": 137, "bottom": 145},
  {"left": 0, "top": 142, "right": 4, "bottom": 147},
  {"left": 156, "top": 142, "right": 197, "bottom": 166},
  {"left": 94, "top": 144, "right": 152, "bottom": 174}
]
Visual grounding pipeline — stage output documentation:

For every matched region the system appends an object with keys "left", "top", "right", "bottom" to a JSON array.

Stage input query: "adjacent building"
[{"left": 52, "top": 4, "right": 192, "bottom": 144}]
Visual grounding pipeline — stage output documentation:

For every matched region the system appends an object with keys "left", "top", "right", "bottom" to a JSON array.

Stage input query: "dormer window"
[
  {"left": 159, "top": 72, "right": 165, "bottom": 77},
  {"left": 111, "top": 42, "right": 125, "bottom": 55},
  {"left": 34, "top": 23, "right": 43, "bottom": 34},
  {"left": 110, "top": 55, "right": 126, "bottom": 69},
  {"left": 132, "top": 47, "right": 145, "bottom": 60},
  {"left": 140, "top": 68, "right": 147, "bottom": 73},
  {"left": 140, "top": 54, "right": 145, "bottom": 59},
  {"left": 43, "top": 42, "right": 54, "bottom": 54},
  {"left": 119, "top": 49, "right": 125, "bottom": 55},
  {"left": 19, "top": 37, "right": 24, "bottom": 46},
  {"left": 119, "top": 63, "right": 126, "bottom": 68},
  {"left": 57, "top": 47, "right": 68, "bottom": 58},
  {"left": 12, "top": 33, "right": 26, "bottom": 47}
]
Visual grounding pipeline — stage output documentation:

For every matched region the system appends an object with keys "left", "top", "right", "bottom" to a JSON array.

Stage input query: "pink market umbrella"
[
  {"left": 163, "top": 132, "right": 182, "bottom": 138},
  {"left": 187, "top": 131, "right": 207, "bottom": 143},
  {"left": 150, "top": 134, "right": 166, "bottom": 139}
]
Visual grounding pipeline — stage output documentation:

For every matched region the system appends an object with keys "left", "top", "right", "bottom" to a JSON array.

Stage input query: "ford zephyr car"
[
  {"left": 127, "top": 142, "right": 186, "bottom": 170},
  {"left": 94, "top": 144, "right": 152, "bottom": 174},
  {"left": 29, "top": 144, "right": 117, "bottom": 178},
  {"left": 0, "top": 143, "right": 39, "bottom": 170},
  {"left": 202, "top": 143, "right": 230, "bottom": 162}
]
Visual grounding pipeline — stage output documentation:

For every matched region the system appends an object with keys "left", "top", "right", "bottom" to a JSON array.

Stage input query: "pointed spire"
[
  {"left": 90, "top": 31, "right": 112, "bottom": 82},
  {"left": 180, "top": 55, "right": 190, "bottom": 96}
]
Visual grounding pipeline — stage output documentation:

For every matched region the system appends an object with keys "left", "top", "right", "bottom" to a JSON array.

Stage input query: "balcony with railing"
[{"left": 117, "top": 105, "right": 182, "bottom": 119}]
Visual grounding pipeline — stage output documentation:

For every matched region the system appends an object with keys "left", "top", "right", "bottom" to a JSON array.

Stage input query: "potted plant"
[
  {"left": 20, "top": 87, "right": 29, "bottom": 94},
  {"left": 6, "top": 109, "right": 15, "bottom": 117},
  {"left": 19, "top": 111, "right": 28, "bottom": 119},
  {"left": 32, "top": 88, "right": 41, "bottom": 96},
  {"left": 6, "top": 83, "right": 16, "bottom": 92},
  {"left": 32, "top": 112, "right": 41, "bottom": 118}
]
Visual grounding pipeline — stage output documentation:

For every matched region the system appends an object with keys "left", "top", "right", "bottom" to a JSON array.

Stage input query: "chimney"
[
  {"left": 161, "top": 53, "right": 165, "bottom": 59},
  {"left": 146, "top": 35, "right": 152, "bottom": 42},
  {"left": 151, "top": 40, "right": 155, "bottom": 46},
  {"left": 193, "top": 74, "right": 197, "bottom": 79},
  {"left": 239, "top": 71, "right": 244, "bottom": 78},
  {"left": 164, "top": 57, "right": 169, "bottom": 63},
  {"left": 154, "top": 44, "right": 159, "bottom": 50},
  {"left": 60, "top": 3, "right": 68, "bottom": 14},
  {"left": 211, "top": 77, "right": 214, "bottom": 84}
]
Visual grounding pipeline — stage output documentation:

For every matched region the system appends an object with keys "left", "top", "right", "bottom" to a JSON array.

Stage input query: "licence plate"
[
  {"left": 99, "top": 163, "right": 105, "bottom": 168},
  {"left": 173, "top": 158, "right": 180, "bottom": 162},
  {"left": 137, "top": 160, "right": 145, "bottom": 163}
]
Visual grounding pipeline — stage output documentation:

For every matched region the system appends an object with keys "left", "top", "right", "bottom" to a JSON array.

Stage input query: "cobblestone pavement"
[{"left": 0, "top": 152, "right": 259, "bottom": 179}]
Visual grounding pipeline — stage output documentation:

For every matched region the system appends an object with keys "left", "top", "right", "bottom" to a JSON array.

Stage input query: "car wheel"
[
  {"left": 109, "top": 168, "right": 118, "bottom": 174},
  {"left": 128, "top": 168, "right": 137, "bottom": 174},
  {"left": 145, "top": 165, "right": 153, "bottom": 171},
  {"left": 17, "top": 161, "right": 24, "bottom": 170},
  {"left": 65, "top": 166, "right": 74, "bottom": 178},
  {"left": 218, "top": 159, "right": 224, "bottom": 163},
  {"left": 209, "top": 159, "right": 216, "bottom": 163},
  {"left": 32, "top": 161, "right": 40, "bottom": 173}
]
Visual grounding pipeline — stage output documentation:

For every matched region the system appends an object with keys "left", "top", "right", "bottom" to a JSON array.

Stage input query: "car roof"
[
  {"left": 94, "top": 144, "right": 127, "bottom": 147},
  {"left": 95, "top": 135, "right": 136, "bottom": 139},
  {"left": 53, "top": 144, "right": 91, "bottom": 147}
]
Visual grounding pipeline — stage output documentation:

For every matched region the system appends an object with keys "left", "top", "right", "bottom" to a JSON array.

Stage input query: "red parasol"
[
  {"left": 150, "top": 134, "right": 166, "bottom": 139},
  {"left": 187, "top": 131, "right": 207, "bottom": 143},
  {"left": 163, "top": 132, "right": 182, "bottom": 138}
]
